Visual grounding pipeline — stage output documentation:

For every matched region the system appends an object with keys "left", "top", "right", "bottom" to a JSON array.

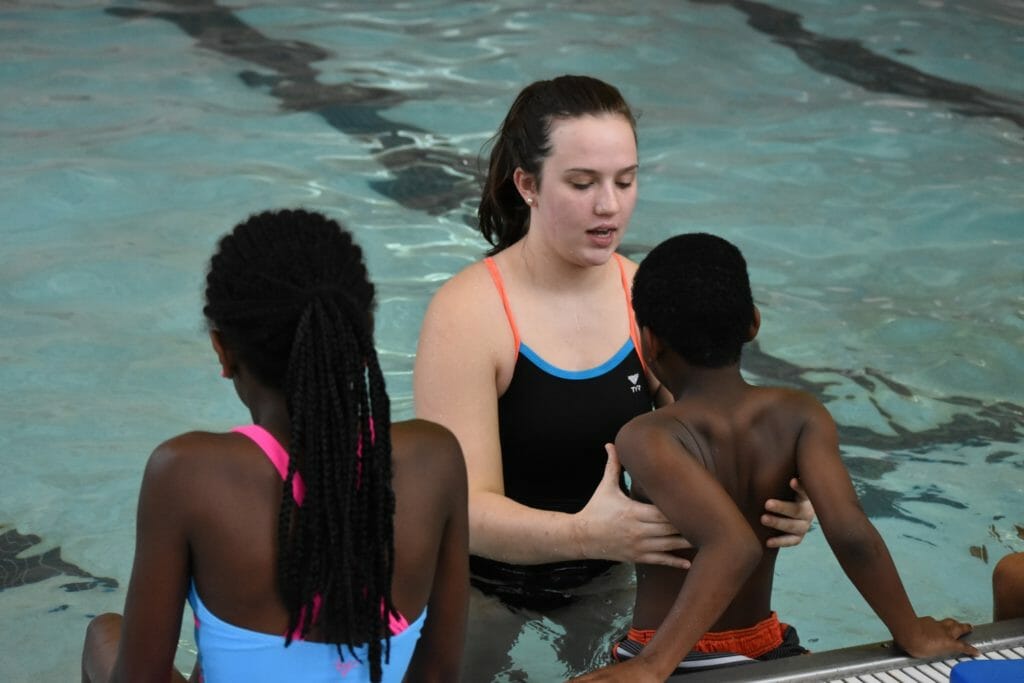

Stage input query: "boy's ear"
[
  {"left": 639, "top": 325, "right": 664, "bottom": 365},
  {"left": 747, "top": 305, "right": 761, "bottom": 342},
  {"left": 209, "top": 330, "right": 235, "bottom": 379}
]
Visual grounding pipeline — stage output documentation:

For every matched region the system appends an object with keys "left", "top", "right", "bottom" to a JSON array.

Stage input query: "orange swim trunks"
[{"left": 611, "top": 612, "right": 809, "bottom": 675}]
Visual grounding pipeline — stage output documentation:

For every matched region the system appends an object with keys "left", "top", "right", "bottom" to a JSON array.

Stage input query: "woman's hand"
[
  {"left": 572, "top": 444, "right": 691, "bottom": 567},
  {"left": 762, "top": 478, "right": 816, "bottom": 548}
]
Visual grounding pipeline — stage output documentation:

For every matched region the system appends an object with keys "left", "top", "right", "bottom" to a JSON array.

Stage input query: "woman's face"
[{"left": 524, "top": 113, "right": 638, "bottom": 267}]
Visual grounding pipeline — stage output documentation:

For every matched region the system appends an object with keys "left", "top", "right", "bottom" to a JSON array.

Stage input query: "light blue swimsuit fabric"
[{"left": 189, "top": 583, "right": 427, "bottom": 682}]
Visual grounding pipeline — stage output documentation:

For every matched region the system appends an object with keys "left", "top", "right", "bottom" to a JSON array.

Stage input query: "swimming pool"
[{"left": 1, "top": 1, "right": 1021, "bottom": 680}]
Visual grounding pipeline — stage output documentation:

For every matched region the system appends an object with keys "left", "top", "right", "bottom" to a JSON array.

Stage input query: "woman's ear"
[
  {"left": 513, "top": 167, "right": 539, "bottom": 207},
  {"left": 209, "top": 330, "right": 234, "bottom": 379},
  {"left": 748, "top": 305, "right": 761, "bottom": 342}
]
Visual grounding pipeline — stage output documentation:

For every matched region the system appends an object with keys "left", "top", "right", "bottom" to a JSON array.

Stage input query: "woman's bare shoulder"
[
  {"left": 425, "top": 260, "right": 494, "bottom": 310},
  {"left": 417, "top": 258, "right": 511, "bottom": 362}
]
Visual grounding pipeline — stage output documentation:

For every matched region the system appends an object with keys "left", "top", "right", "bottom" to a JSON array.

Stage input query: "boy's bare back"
[
  {"left": 575, "top": 232, "right": 976, "bottom": 683},
  {"left": 623, "top": 383, "right": 827, "bottom": 633}
]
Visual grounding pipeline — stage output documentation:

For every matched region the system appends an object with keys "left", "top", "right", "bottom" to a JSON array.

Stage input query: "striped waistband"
[{"left": 626, "top": 611, "right": 786, "bottom": 659}]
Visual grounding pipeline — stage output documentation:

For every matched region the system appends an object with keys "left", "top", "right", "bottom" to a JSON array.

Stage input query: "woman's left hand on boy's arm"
[
  {"left": 567, "top": 658, "right": 662, "bottom": 683},
  {"left": 762, "top": 477, "right": 816, "bottom": 548}
]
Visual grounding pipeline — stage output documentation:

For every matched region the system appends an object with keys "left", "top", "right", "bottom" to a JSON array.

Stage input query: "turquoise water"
[{"left": 1, "top": 1, "right": 1022, "bottom": 680}]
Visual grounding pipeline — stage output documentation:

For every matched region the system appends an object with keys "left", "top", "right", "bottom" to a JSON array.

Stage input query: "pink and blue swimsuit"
[{"left": 188, "top": 424, "right": 425, "bottom": 682}]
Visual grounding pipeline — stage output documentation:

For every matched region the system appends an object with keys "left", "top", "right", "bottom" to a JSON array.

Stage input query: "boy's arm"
[
  {"left": 795, "top": 398, "right": 978, "bottom": 658},
  {"left": 573, "top": 416, "right": 763, "bottom": 682}
]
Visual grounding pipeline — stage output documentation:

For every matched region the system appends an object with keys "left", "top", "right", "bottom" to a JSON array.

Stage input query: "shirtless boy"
[{"left": 572, "top": 232, "right": 978, "bottom": 682}]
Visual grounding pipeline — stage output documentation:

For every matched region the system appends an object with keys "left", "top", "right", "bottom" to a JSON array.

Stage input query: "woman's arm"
[
  {"left": 414, "top": 267, "right": 688, "bottom": 567},
  {"left": 413, "top": 268, "right": 589, "bottom": 563}
]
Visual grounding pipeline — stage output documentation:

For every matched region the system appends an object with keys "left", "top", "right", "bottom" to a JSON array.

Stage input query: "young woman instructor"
[{"left": 413, "top": 75, "right": 815, "bottom": 679}]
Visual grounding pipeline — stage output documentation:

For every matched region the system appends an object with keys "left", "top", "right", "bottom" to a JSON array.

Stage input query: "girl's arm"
[
  {"left": 403, "top": 436, "right": 470, "bottom": 682},
  {"left": 109, "top": 444, "right": 193, "bottom": 682}
]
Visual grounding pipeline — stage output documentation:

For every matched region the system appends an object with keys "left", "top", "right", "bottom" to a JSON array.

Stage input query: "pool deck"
[{"left": 674, "top": 618, "right": 1024, "bottom": 682}]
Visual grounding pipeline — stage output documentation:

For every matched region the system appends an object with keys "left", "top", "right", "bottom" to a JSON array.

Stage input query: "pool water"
[{"left": 1, "top": 1, "right": 1021, "bottom": 681}]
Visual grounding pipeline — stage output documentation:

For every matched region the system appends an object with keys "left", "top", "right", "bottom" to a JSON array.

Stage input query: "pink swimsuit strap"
[
  {"left": 230, "top": 424, "right": 407, "bottom": 637},
  {"left": 232, "top": 424, "right": 306, "bottom": 504}
]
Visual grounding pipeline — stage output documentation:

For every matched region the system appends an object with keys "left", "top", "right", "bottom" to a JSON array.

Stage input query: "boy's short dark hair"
[{"left": 632, "top": 232, "right": 754, "bottom": 368}]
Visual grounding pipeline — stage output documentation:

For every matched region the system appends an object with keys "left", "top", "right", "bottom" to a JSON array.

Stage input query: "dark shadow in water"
[
  {"left": 742, "top": 341, "right": 1023, "bottom": 525},
  {"left": 0, "top": 527, "right": 118, "bottom": 592},
  {"left": 105, "top": 1, "right": 482, "bottom": 217},
  {"left": 743, "top": 341, "right": 1023, "bottom": 454},
  {"left": 690, "top": 0, "right": 1024, "bottom": 129},
  {"left": 105, "top": 0, "right": 1024, "bottom": 224},
  {"left": 102, "top": 2, "right": 1023, "bottom": 528}
]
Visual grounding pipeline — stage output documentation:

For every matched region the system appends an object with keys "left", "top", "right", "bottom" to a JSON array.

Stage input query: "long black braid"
[{"left": 202, "top": 209, "right": 396, "bottom": 681}]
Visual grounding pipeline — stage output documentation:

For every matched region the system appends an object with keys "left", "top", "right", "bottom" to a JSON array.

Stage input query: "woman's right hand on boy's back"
[
  {"left": 573, "top": 444, "right": 692, "bottom": 567},
  {"left": 584, "top": 446, "right": 818, "bottom": 565},
  {"left": 896, "top": 616, "right": 979, "bottom": 658}
]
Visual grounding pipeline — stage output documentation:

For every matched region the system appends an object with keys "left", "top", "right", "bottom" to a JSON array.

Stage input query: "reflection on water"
[{"left": 1, "top": 0, "right": 1020, "bottom": 680}]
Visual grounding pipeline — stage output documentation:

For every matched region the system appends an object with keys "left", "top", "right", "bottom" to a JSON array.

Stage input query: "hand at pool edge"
[
  {"left": 567, "top": 656, "right": 663, "bottom": 683},
  {"left": 895, "top": 616, "right": 979, "bottom": 659}
]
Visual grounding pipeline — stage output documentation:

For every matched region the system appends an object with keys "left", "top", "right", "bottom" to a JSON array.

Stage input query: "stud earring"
[{"left": 525, "top": 197, "right": 534, "bottom": 206}]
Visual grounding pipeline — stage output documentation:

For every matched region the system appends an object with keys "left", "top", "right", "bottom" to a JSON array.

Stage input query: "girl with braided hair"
[{"left": 82, "top": 209, "right": 468, "bottom": 683}]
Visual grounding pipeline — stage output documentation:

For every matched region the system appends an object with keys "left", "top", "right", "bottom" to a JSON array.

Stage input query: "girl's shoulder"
[
  {"left": 390, "top": 419, "right": 467, "bottom": 505},
  {"left": 148, "top": 430, "right": 248, "bottom": 466},
  {"left": 142, "top": 430, "right": 267, "bottom": 499},
  {"left": 391, "top": 420, "right": 464, "bottom": 471}
]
